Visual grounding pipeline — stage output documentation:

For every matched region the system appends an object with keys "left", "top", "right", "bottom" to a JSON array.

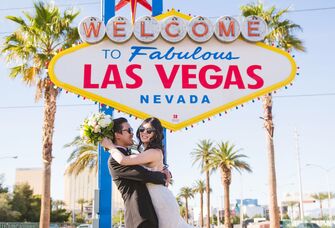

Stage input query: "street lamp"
[
  {"left": 306, "top": 163, "right": 335, "bottom": 226},
  {"left": 0, "top": 155, "right": 18, "bottom": 159}
]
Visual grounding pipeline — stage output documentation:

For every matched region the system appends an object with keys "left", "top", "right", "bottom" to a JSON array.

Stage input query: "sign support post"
[{"left": 98, "top": 1, "right": 115, "bottom": 228}]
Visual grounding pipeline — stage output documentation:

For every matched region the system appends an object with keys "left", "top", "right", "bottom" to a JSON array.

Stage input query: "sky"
[{"left": 1, "top": 0, "right": 335, "bottom": 214}]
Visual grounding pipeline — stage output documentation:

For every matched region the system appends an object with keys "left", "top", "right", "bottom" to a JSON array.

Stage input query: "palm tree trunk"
[
  {"left": 319, "top": 200, "right": 323, "bottom": 219},
  {"left": 185, "top": 198, "right": 189, "bottom": 224},
  {"left": 200, "top": 192, "right": 204, "bottom": 227},
  {"left": 39, "top": 83, "right": 57, "bottom": 228},
  {"left": 206, "top": 170, "right": 210, "bottom": 228},
  {"left": 221, "top": 169, "right": 231, "bottom": 228},
  {"left": 262, "top": 94, "right": 280, "bottom": 228}
]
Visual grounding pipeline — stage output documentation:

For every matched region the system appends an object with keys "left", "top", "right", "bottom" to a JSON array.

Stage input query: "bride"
[{"left": 102, "top": 117, "right": 192, "bottom": 228}]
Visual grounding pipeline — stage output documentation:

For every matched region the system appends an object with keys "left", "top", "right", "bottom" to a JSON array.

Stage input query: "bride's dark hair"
[{"left": 136, "top": 117, "right": 164, "bottom": 152}]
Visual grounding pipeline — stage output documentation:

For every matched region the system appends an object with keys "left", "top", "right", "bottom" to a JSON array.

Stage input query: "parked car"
[
  {"left": 296, "top": 222, "right": 320, "bottom": 228},
  {"left": 76, "top": 224, "right": 92, "bottom": 228},
  {"left": 50, "top": 225, "right": 60, "bottom": 228},
  {"left": 280, "top": 220, "right": 284, "bottom": 228},
  {"left": 242, "top": 218, "right": 254, "bottom": 228}
]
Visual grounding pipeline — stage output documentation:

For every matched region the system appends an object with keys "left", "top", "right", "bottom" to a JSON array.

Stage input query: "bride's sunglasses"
[{"left": 139, "top": 126, "right": 156, "bottom": 134}]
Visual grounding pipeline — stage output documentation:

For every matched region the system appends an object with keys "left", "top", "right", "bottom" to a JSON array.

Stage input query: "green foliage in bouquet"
[{"left": 80, "top": 112, "right": 114, "bottom": 145}]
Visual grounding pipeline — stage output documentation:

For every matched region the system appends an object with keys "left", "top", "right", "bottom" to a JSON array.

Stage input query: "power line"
[
  {"left": 0, "top": 1, "right": 99, "bottom": 11},
  {"left": 206, "top": 6, "right": 335, "bottom": 18},
  {"left": 274, "top": 92, "right": 335, "bottom": 98},
  {"left": 288, "top": 6, "right": 335, "bottom": 13},
  {"left": 0, "top": 92, "right": 334, "bottom": 110},
  {"left": 0, "top": 103, "right": 96, "bottom": 110},
  {"left": 0, "top": 1, "right": 100, "bottom": 35}
]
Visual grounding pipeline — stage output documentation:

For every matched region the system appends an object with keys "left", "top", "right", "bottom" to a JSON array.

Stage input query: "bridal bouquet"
[{"left": 80, "top": 112, "right": 114, "bottom": 145}]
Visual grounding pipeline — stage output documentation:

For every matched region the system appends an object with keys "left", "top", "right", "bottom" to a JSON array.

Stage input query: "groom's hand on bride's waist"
[{"left": 161, "top": 168, "right": 172, "bottom": 187}]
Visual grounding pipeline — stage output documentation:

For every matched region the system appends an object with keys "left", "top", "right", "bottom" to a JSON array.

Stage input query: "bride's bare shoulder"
[{"left": 145, "top": 148, "right": 163, "bottom": 153}]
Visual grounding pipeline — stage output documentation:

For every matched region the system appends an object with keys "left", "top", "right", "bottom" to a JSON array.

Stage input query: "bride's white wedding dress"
[
  {"left": 146, "top": 183, "right": 193, "bottom": 228},
  {"left": 145, "top": 154, "right": 193, "bottom": 228}
]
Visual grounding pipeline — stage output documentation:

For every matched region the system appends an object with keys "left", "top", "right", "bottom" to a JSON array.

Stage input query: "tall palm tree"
[
  {"left": 311, "top": 192, "right": 328, "bottom": 219},
  {"left": 193, "top": 180, "right": 206, "bottom": 227},
  {"left": 1, "top": 3, "right": 79, "bottom": 227},
  {"left": 241, "top": 3, "right": 305, "bottom": 228},
  {"left": 77, "top": 198, "right": 88, "bottom": 216},
  {"left": 206, "top": 141, "right": 252, "bottom": 228},
  {"left": 64, "top": 136, "right": 98, "bottom": 175},
  {"left": 179, "top": 187, "right": 194, "bottom": 224},
  {"left": 192, "top": 139, "right": 214, "bottom": 228}
]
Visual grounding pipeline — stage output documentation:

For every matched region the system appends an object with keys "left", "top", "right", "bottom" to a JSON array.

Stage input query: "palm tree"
[
  {"left": 193, "top": 180, "right": 206, "bottom": 227},
  {"left": 179, "top": 187, "right": 194, "bottom": 224},
  {"left": 53, "top": 200, "right": 66, "bottom": 211},
  {"left": 311, "top": 192, "right": 328, "bottom": 219},
  {"left": 192, "top": 139, "right": 214, "bottom": 228},
  {"left": 1, "top": 3, "right": 79, "bottom": 227},
  {"left": 206, "top": 141, "right": 252, "bottom": 228},
  {"left": 176, "top": 196, "right": 187, "bottom": 219},
  {"left": 77, "top": 198, "right": 88, "bottom": 216},
  {"left": 240, "top": 3, "right": 305, "bottom": 228},
  {"left": 64, "top": 136, "right": 98, "bottom": 175}
]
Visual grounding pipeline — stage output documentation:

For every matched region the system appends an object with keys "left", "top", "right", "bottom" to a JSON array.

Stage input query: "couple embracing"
[{"left": 101, "top": 117, "right": 192, "bottom": 228}]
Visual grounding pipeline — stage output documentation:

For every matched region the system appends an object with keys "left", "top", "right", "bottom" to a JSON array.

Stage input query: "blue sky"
[{"left": 1, "top": 0, "right": 335, "bottom": 212}]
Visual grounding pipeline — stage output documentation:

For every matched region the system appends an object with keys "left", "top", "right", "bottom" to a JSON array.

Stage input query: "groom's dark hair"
[{"left": 112, "top": 117, "right": 128, "bottom": 143}]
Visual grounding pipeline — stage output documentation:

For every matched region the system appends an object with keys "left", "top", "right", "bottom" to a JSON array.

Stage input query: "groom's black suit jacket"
[{"left": 108, "top": 147, "right": 165, "bottom": 228}]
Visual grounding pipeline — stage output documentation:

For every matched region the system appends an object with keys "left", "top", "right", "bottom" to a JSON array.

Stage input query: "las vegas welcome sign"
[{"left": 49, "top": 10, "right": 296, "bottom": 131}]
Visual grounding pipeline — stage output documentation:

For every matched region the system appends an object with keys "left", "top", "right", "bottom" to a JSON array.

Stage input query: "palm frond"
[
  {"left": 191, "top": 139, "right": 214, "bottom": 170},
  {"left": 241, "top": 2, "right": 306, "bottom": 53},
  {"left": 205, "top": 141, "right": 252, "bottom": 174},
  {"left": 1, "top": 1, "right": 80, "bottom": 90},
  {"left": 64, "top": 136, "right": 98, "bottom": 176}
]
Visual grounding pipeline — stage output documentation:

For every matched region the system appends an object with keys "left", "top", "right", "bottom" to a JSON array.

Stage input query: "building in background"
[
  {"left": 280, "top": 192, "right": 316, "bottom": 219},
  {"left": 112, "top": 181, "right": 124, "bottom": 215},
  {"left": 64, "top": 168, "right": 96, "bottom": 213},
  {"left": 236, "top": 199, "right": 266, "bottom": 218},
  {"left": 15, "top": 168, "right": 43, "bottom": 195},
  {"left": 64, "top": 168, "right": 124, "bottom": 216}
]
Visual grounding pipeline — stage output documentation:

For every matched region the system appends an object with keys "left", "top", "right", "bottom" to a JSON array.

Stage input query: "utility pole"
[
  {"left": 240, "top": 175, "right": 244, "bottom": 228},
  {"left": 295, "top": 128, "right": 304, "bottom": 222}
]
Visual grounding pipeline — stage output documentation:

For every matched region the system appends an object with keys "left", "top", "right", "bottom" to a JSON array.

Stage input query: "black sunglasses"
[
  {"left": 121, "top": 127, "right": 133, "bottom": 134},
  {"left": 139, "top": 126, "right": 156, "bottom": 134}
]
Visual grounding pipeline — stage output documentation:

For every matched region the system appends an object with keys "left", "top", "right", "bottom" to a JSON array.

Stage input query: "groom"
[{"left": 107, "top": 117, "right": 169, "bottom": 228}]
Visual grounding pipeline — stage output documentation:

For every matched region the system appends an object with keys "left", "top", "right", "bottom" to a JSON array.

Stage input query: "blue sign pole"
[
  {"left": 98, "top": 105, "right": 113, "bottom": 228},
  {"left": 99, "top": 1, "right": 115, "bottom": 228},
  {"left": 152, "top": 0, "right": 163, "bottom": 16},
  {"left": 163, "top": 128, "right": 167, "bottom": 165},
  {"left": 98, "top": 106, "right": 113, "bottom": 228}
]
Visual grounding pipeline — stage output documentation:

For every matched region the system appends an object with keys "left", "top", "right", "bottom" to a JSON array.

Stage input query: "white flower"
[
  {"left": 104, "top": 115, "right": 112, "bottom": 124},
  {"left": 94, "top": 125, "right": 101, "bottom": 133},
  {"left": 98, "top": 119, "right": 108, "bottom": 128},
  {"left": 88, "top": 119, "right": 96, "bottom": 127}
]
